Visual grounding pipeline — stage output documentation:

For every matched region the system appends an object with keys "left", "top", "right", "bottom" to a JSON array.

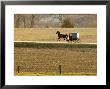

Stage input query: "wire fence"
[{"left": 16, "top": 65, "right": 62, "bottom": 75}]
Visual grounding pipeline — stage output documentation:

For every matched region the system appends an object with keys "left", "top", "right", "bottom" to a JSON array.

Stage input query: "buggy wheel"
[
  {"left": 72, "top": 39, "right": 80, "bottom": 43},
  {"left": 77, "top": 39, "right": 80, "bottom": 43}
]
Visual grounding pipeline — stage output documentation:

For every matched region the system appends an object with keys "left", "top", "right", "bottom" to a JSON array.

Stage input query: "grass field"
[
  {"left": 14, "top": 28, "right": 97, "bottom": 43},
  {"left": 14, "top": 42, "right": 97, "bottom": 76},
  {"left": 14, "top": 28, "right": 97, "bottom": 76}
]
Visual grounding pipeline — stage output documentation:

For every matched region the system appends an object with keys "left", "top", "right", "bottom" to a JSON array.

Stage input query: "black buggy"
[{"left": 67, "top": 32, "right": 80, "bottom": 42}]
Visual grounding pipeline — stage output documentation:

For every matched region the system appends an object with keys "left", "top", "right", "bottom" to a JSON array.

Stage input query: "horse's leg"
[{"left": 58, "top": 37, "right": 60, "bottom": 41}]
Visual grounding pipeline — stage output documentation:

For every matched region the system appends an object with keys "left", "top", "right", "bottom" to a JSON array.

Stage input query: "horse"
[{"left": 56, "top": 31, "right": 68, "bottom": 41}]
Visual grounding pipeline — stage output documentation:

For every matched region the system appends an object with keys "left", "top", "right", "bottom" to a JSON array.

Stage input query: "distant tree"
[
  {"left": 14, "top": 15, "right": 21, "bottom": 28},
  {"left": 22, "top": 15, "right": 26, "bottom": 28},
  {"left": 30, "top": 15, "right": 35, "bottom": 28},
  {"left": 61, "top": 18, "right": 74, "bottom": 28},
  {"left": 30, "top": 14, "right": 40, "bottom": 28},
  {"left": 46, "top": 25, "right": 49, "bottom": 28},
  {"left": 57, "top": 14, "right": 64, "bottom": 24},
  {"left": 14, "top": 14, "right": 41, "bottom": 28},
  {"left": 14, "top": 14, "right": 26, "bottom": 28}
]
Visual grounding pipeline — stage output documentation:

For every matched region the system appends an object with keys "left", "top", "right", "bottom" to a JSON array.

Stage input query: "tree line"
[
  {"left": 14, "top": 14, "right": 74, "bottom": 28},
  {"left": 14, "top": 14, "right": 97, "bottom": 28}
]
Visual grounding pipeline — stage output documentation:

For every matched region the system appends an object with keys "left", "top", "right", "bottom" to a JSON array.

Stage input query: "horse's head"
[{"left": 56, "top": 31, "right": 60, "bottom": 34}]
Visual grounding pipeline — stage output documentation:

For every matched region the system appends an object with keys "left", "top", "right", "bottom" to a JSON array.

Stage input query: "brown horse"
[{"left": 56, "top": 31, "right": 68, "bottom": 41}]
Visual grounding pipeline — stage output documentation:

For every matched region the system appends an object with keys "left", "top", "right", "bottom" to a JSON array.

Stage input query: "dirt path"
[{"left": 14, "top": 41, "right": 97, "bottom": 45}]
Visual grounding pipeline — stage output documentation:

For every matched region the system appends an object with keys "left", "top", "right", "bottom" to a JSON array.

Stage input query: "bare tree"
[
  {"left": 30, "top": 14, "right": 40, "bottom": 28},
  {"left": 14, "top": 14, "right": 41, "bottom": 28},
  {"left": 57, "top": 14, "right": 64, "bottom": 24},
  {"left": 14, "top": 14, "right": 21, "bottom": 28},
  {"left": 22, "top": 14, "right": 26, "bottom": 28},
  {"left": 29, "top": 15, "right": 35, "bottom": 28},
  {"left": 61, "top": 17, "right": 74, "bottom": 28}
]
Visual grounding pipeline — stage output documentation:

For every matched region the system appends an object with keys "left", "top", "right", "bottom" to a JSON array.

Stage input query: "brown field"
[
  {"left": 14, "top": 28, "right": 97, "bottom": 76},
  {"left": 14, "top": 28, "right": 97, "bottom": 43},
  {"left": 14, "top": 43, "right": 97, "bottom": 76}
]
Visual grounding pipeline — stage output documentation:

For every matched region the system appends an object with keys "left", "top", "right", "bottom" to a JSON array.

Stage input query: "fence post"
[
  {"left": 59, "top": 65, "right": 61, "bottom": 75},
  {"left": 18, "top": 66, "right": 20, "bottom": 73}
]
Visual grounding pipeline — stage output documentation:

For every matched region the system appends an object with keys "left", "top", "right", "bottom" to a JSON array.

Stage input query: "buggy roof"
[{"left": 70, "top": 32, "right": 78, "bottom": 34}]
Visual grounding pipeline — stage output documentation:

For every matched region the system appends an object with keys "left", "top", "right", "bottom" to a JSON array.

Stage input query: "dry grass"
[
  {"left": 14, "top": 43, "right": 97, "bottom": 76},
  {"left": 14, "top": 28, "right": 96, "bottom": 43},
  {"left": 14, "top": 28, "right": 97, "bottom": 76}
]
